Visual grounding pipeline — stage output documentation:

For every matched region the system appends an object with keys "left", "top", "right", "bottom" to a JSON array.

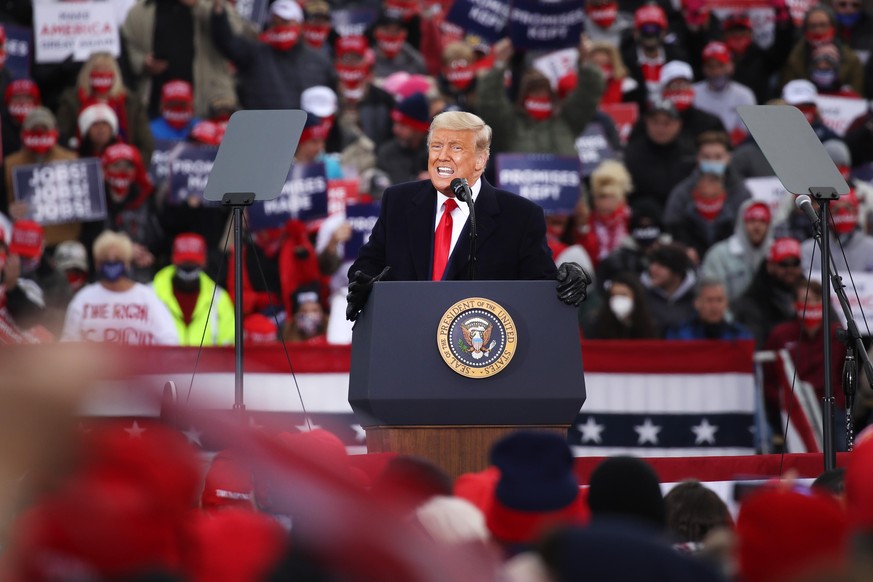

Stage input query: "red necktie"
[{"left": 432, "top": 198, "right": 458, "bottom": 281}]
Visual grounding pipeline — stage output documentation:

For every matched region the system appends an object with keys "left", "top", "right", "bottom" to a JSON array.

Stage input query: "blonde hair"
[
  {"left": 76, "top": 52, "right": 125, "bottom": 98},
  {"left": 589, "top": 41, "right": 629, "bottom": 80},
  {"left": 428, "top": 111, "right": 492, "bottom": 156},
  {"left": 92, "top": 230, "right": 133, "bottom": 266},
  {"left": 590, "top": 160, "right": 633, "bottom": 201},
  {"left": 442, "top": 41, "right": 474, "bottom": 64}
]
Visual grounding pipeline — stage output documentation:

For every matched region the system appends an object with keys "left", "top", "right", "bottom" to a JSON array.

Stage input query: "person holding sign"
[
  {"left": 346, "top": 111, "right": 592, "bottom": 321},
  {"left": 4, "top": 107, "right": 79, "bottom": 247},
  {"left": 476, "top": 35, "right": 604, "bottom": 158}
]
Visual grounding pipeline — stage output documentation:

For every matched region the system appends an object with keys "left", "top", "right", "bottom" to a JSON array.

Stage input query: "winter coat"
[
  {"left": 780, "top": 40, "right": 864, "bottom": 96},
  {"left": 210, "top": 9, "right": 335, "bottom": 111},
  {"left": 731, "top": 262, "right": 797, "bottom": 348},
  {"left": 476, "top": 63, "right": 604, "bottom": 157},
  {"left": 665, "top": 315, "right": 753, "bottom": 340},
  {"left": 624, "top": 134, "right": 697, "bottom": 212},
  {"left": 123, "top": 0, "right": 242, "bottom": 117},
  {"left": 641, "top": 269, "right": 697, "bottom": 336},
  {"left": 801, "top": 229, "right": 873, "bottom": 276},
  {"left": 701, "top": 199, "right": 774, "bottom": 301}
]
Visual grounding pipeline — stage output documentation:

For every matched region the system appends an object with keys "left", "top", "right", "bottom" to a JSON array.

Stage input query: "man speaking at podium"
[{"left": 346, "top": 111, "right": 590, "bottom": 321}]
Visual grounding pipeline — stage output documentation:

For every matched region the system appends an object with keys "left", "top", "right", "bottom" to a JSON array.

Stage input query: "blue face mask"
[
  {"left": 810, "top": 68, "right": 837, "bottom": 89},
  {"left": 99, "top": 260, "right": 127, "bottom": 282},
  {"left": 707, "top": 73, "right": 730, "bottom": 92},
  {"left": 699, "top": 160, "right": 727, "bottom": 176},
  {"left": 837, "top": 12, "right": 861, "bottom": 27}
]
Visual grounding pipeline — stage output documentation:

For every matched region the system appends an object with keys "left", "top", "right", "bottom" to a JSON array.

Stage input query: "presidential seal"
[{"left": 436, "top": 297, "right": 517, "bottom": 378}]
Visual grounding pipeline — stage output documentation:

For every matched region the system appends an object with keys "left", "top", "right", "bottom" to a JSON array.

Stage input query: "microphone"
[
  {"left": 449, "top": 177, "right": 477, "bottom": 280},
  {"left": 795, "top": 194, "right": 820, "bottom": 226},
  {"left": 450, "top": 178, "right": 472, "bottom": 202}
]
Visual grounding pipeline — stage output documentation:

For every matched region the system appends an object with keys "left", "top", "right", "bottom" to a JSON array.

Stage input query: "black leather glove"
[
  {"left": 346, "top": 266, "right": 390, "bottom": 321},
  {"left": 555, "top": 262, "right": 591, "bottom": 307}
]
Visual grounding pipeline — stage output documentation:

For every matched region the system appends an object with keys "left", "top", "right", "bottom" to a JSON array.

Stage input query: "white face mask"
[{"left": 609, "top": 295, "right": 634, "bottom": 319}]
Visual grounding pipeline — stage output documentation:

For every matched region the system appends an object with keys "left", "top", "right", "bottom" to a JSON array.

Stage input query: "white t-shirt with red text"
[{"left": 61, "top": 282, "right": 180, "bottom": 345}]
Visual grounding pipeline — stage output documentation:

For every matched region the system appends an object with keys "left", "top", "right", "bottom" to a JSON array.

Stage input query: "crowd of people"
[
  {"left": 0, "top": 0, "right": 869, "bottom": 456},
  {"left": 2, "top": 0, "right": 873, "bottom": 577},
  {"left": 3, "top": 405, "right": 873, "bottom": 582}
]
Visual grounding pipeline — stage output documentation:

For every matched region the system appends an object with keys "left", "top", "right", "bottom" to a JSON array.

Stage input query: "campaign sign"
[
  {"left": 13, "top": 158, "right": 107, "bottom": 226},
  {"left": 328, "top": 178, "right": 358, "bottom": 215},
  {"left": 600, "top": 102, "right": 639, "bottom": 146},
  {"left": 508, "top": 0, "right": 585, "bottom": 51},
  {"left": 444, "top": 0, "right": 510, "bottom": 43},
  {"left": 34, "top": 1, "right": 120, "bottom": 63},
  {"left": 4, "top": 23, "right": 32, "bottom": 80},
  {"left": 167, "top": 143, "right": 219, "bottom": 205},
  {"left": 815, "top": 95, "right": 868, "bottom": 137},
  {"left": 248, "top": 162, "right": 329, "bottom": 231},
  {"left": 533, "top": 47, "right": 579, "bottom": 90},
  {"left": 332, "top": 7, "right": 378, "bottom": 37},
  {"left": 343, "top": 203, "right": 380, "bottom": 261},
  {"left": 576, "top": 122, "right": 617, "bottom": 177},
  {"left": 148, "top": 139, "right": 180, "bottom": 190},
  {"left": 830, "top": 272, "right": 873, "bottom": 332},
  {"left": 745, "top": 176, "right": 788, "bottom": 217},
  {"left": 233, "top": 0, "right": 269, "bottom": 29},
  {"left": 495, "top": 154, "right": 581, "bottom": 214}
]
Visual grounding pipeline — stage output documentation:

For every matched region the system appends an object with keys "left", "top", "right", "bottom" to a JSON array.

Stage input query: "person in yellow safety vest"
[{"left": 152, "top": 232, "right": 234, "bottom": 345}]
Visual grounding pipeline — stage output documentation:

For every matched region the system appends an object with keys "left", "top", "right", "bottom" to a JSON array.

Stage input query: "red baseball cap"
[
  {"left": 172, "top": 233, "right": 206, "bottom": 266},
  {"left": 634, "top": 4, "right": 667, "bottom": 29},
  {"left": 743, "top": 202, "right": 771, "bottom": 224},
  {"left": 702, "top": 41, "right": 732, "bottom": 64},
  {"left": 769, "top": 237, "right": 801, "bottom": 263},
  {"left": 161, "top": 80, "right": 193, "bottom": 103},
  {"left": 9, "top": 220, "right": 44, "bottom": 260}
]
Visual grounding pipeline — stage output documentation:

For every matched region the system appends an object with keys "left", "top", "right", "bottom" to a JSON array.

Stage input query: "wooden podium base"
[{"left": 365, "top": 425, "right": 569, "bottom": 479}]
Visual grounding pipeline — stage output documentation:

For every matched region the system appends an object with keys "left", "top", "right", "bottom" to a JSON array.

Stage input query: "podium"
[{"left": 349, "top": 281, "right": 586, "bottom": 477}]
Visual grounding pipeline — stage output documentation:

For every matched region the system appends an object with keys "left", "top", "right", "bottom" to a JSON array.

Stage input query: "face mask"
[
  {"left": 609, "top": 294, "right": 634, "bottom": 319},
  {"left": 162, "top": 105, "right": 193, "bottom": 130},
  {"left": 599, "top": 65, "right": 614, "bottom": 81},
  {"left": 725, "top": 35, "right": 753, "bottom": 55},
  {"left": 810, "top": 68, "right": 837, "bottom": 89},
  {"left": 632, "top": 225, "right": 661, "bottom": 247},
  {"left": 89, "top": 71, "right": 115, "bottom": 95},
  {"left": 256, "top": 228, "right": 284, "bottom": 258},
  {"left": 838, "top": 165, "right": 851, "bottom": 180},
  {"left": 337, "top": 63, "right": 368, "bottom": 90},
  {"left": 259, "top": 24, "right": 300, "bottom": 51},
  {"left": 795, "top": 301, "right": 823, "bottom": 331},
  {"left": 833, "top": 205, "right": 858, "bottom": 234},
  {"left": 663, "top": 87, "right": 694, "bottom": 111},
  {"left": 375, "top": 30, "right": 406, "bottom": 59},
  {"left": 699, "top": 160, "right": 727, "bottom": 176},
  {"left": 8, "top": 101, "right": 35, "bottom": 125},
  {"left": 104, "top": 168, "right": 135, "bottom": 197},
  {"left": 707, "top": 73, "right": 730, "bottom": 91},
  {"left": 295, "top": 312, "right": 323, "bottom": 336},
  {"left": 175, "top": 265, "right": 202, "bottom": 282},
  {"left": 302, "top": 22, "right": 330, "bottom": 48},
  {"left": 66, "top": 269, "right": 88, "bottom": 292},
  {"left": 587, "top": 3, "right": 619, "bottom": 29},
  {"left": 524, "top": 96, "right": 553, "bottom": 121},
  {"left": 99, "top": 260, "right": 127, "bottom": 282},
  {"left": 22, "top": 129, "right": 58, "bottom": 155},
  {"left": 805, "top": 27, "right": 835, "bottom": 47},
  {"left": 837, "top": 12, "right": 862, "bottom": 27},
  {"left": 444, "top": 62, "right": 475, "bottom": 91},
  {"left": 693, "top": 189, "right": 727, "bottom": 220}
]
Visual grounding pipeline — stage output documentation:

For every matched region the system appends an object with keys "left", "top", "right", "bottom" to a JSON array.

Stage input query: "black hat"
[{"left": 587, "top": 456, "right": 666, "bottom": 529}]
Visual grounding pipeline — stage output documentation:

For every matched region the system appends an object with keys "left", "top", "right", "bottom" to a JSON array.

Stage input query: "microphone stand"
[
  {"left": 807, "top": 187, "right": 873, "bottom": 467},
  {"left": 465, "top": 194, "right": 477, "bottom": 281}
]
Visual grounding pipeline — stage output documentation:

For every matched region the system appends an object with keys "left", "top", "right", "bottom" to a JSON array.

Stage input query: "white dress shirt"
[{"left": 433, "top": 178, "right": 482, "bottom": 258}]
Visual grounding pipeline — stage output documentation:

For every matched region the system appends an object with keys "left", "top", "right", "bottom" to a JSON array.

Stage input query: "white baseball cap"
[
  {"left": 659, "top": 61, "right": 694, "bottom": 88},
  {"left": 782, "top": 79, "right": 818, "bottom": 105},
  {"left": 270, "top": 0, "right": 303, "bottom": 22},
  {"left": 301, "top": 86, "right": 338, "bottom": 118}
]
